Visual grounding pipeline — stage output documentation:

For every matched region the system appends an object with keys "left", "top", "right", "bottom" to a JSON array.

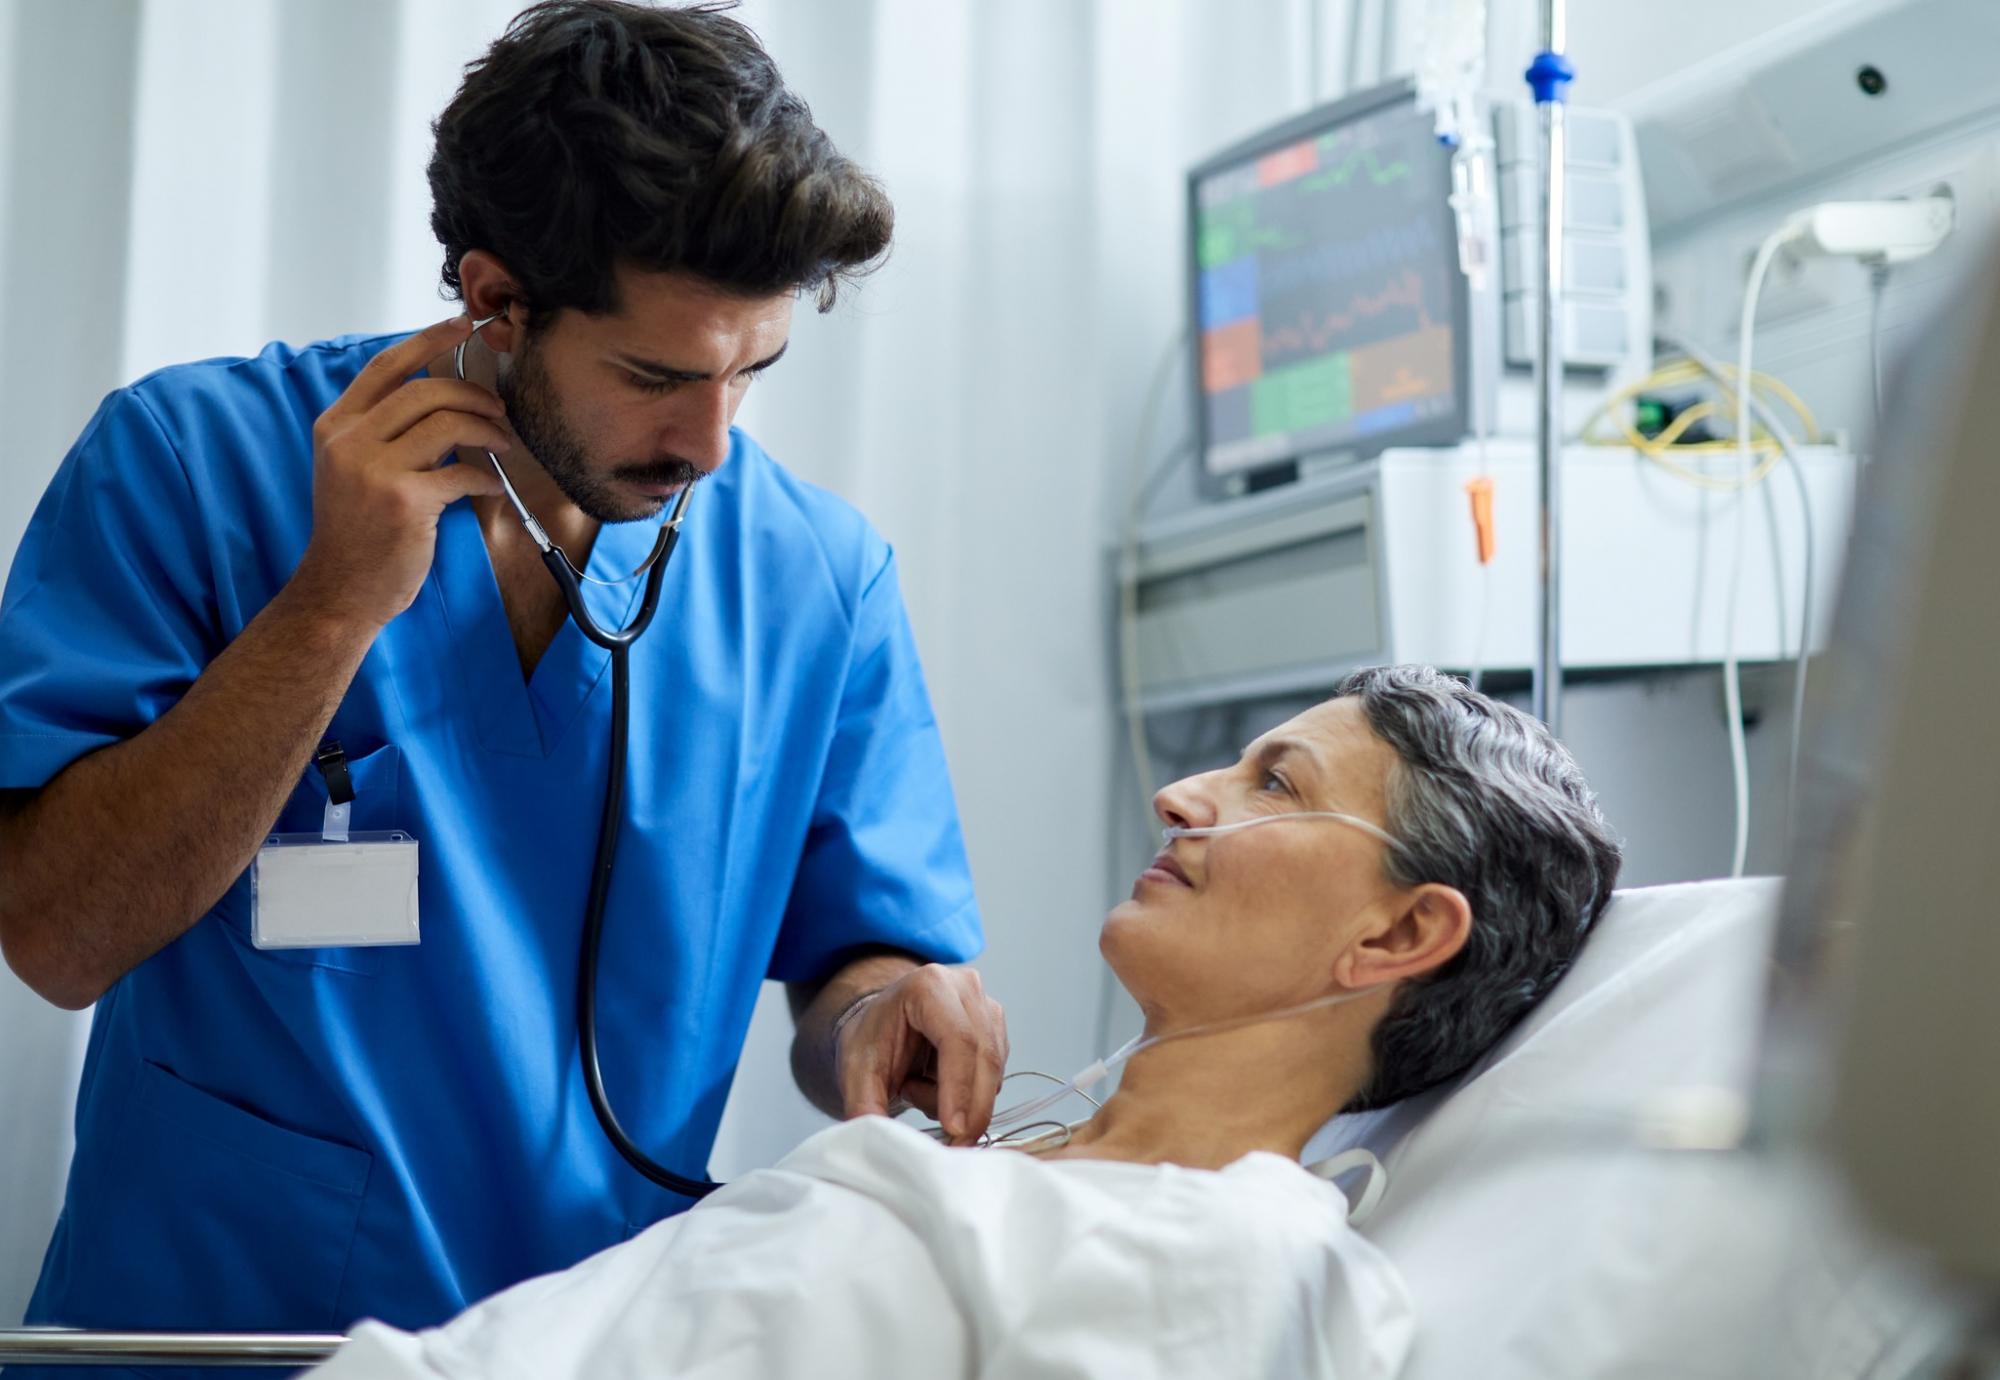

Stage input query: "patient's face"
[{"left": 1102, "top": 697, "right": 1403, "bottom": 1026}]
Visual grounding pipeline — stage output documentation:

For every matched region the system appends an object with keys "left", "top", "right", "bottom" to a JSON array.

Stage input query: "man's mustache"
[{"left": 613, "top": 459, "right": 704, "bottom": 489}]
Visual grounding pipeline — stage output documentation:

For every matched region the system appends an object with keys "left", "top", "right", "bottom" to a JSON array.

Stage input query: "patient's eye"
[
  {"left": 625, "top": 371, "right": 680, "bottom": 395},
  {"left": 1259, "top": 768, "right": 1291, "bottom": 796}
]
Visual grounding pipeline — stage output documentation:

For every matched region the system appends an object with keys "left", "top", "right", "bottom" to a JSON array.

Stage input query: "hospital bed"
[{"left": 0, "top": 878, "right": 1936, "bottom": 1375}]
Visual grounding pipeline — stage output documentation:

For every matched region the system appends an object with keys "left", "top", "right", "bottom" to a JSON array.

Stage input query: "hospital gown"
[{"left": 310, "top": 1116, "right": 1415, "bottom": 1380}]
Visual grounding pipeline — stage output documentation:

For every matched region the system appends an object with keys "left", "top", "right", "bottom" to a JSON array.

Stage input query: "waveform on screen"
[
  {"left": 1261, "top": 269, "right": 1430, "bottom": 356},
  {"left": 1377, "top": 366, "right": 1436, "bottom": 403},
  {"left": 1260, "top": 217, "right": 1443, "bottom": 298},
  {"left": 1243, "top": 224, "right": 1302, "bottom": 254},
  {"left": 1296, "top": 145, "right": 1412, "bottom": 194}
]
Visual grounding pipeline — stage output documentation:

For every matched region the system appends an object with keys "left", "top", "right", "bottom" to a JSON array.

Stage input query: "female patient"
[{"left": 316, "top": 665, "right": 1621, "bottom": 1380}]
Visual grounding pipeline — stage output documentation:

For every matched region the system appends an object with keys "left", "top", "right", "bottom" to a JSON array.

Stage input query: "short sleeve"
[
  {"left": 0, "top": 387, "right": 220, "bottom": 788},
  {"left": 766, "top": 549, "right": 983, "bottom": 983}
]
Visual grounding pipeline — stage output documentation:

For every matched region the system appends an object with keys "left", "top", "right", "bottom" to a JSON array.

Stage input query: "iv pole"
[{"left": 1528, "top": 1, "right": 1572, "bottom": 732}]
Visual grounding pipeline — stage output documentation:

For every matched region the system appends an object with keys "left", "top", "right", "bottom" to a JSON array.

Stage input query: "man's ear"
[
  {"left": 455, "top": 250, "right": 524, "bottom": 355},
  {"left": 1336, "top": 884, "right": 1472, "bottom": 990}
]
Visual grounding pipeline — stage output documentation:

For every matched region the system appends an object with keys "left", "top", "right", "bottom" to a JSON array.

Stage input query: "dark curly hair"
[
  {"left": 427, "top": 0, "right": 892, "bottom": 326},
  {"left": 1336, "top": 665, "right": 1623, "bottom": 1109}
]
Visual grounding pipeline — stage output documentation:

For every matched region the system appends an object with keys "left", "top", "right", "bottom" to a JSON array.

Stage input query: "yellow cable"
[
  {"left": 1576, "top": 358, "right": 1820, "bottom": 450},
  {"left": 1571, "top": 354, "right": 1819, "bottom": 493}
]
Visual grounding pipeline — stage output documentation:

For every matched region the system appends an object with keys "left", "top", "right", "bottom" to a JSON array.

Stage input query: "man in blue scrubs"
[{"left": 0, "top": 0, "right": 1005, "bottom": 1353}]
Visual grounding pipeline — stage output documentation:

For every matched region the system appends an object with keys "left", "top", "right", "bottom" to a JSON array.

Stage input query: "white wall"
[
  {"left": 1478, "top": 0, "right": 2000, "bottom": 892},
  {"left": 1488, "top": 0, "right": 1852, "bottom": 107},
  {"left": 715, "top": 0, "right": 1354, "bottom": 1174},
  {"left": 1578, "top": 0, "right": 2000, "bottom": 902}
]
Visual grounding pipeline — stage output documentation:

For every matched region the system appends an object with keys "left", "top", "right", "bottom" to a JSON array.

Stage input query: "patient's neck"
[{"left": 1034, "top": 1013, "right": 1370, "bottom": 1171}]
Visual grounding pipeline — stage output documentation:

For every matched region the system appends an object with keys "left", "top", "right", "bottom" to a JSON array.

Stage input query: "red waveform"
[
  {"left": 1378, "top": 367, "right": 1435, "bottom": 402},
  {"left": 1262, "top": 269, "right": 1430, "bottom": 356}
]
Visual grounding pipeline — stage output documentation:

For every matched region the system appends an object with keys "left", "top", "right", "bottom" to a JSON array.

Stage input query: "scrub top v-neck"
[
  {"left": 0, "top": 332, "right": 983, "bottom": 1342},
  {"left": 431, "top": 493, "right": 659, "bottom": 757}
]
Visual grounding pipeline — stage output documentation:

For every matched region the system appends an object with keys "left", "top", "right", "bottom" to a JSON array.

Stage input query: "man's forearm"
[
  {"left": 787, "top": 949, "right": 921, "bottom": 1118},
  {"left": 0, "top": 574, "right": 380, "bottom": 1008}
]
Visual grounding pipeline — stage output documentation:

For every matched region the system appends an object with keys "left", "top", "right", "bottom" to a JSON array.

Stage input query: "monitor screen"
[{"left": 1190, "top": 85, "right": 1467, "bottom": 477}]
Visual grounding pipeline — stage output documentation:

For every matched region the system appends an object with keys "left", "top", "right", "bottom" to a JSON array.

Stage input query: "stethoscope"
[{"left": 456, "top": 312, "right": 722, "bottom": 1199}]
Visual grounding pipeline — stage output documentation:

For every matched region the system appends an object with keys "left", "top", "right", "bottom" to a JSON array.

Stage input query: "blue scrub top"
[{"left": 0, "top": 334, "right": 983, "bottom": 1341}]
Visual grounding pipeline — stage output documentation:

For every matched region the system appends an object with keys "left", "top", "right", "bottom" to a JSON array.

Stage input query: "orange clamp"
[{"left": 1464, "top": 476, "right": 1496, "bottom": 566}]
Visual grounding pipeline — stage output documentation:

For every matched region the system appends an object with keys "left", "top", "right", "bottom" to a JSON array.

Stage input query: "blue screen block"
[{"left": 1198, "top": 256, "right": 1259, "bottom": 331}]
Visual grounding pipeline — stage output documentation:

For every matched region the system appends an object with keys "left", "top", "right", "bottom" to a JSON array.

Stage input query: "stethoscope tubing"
[{"left": 456, "top": 312, "right": 721, "bottom": 1198}]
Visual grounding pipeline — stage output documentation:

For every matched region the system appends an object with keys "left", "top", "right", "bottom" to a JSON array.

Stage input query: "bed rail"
[{"left": 0, "top": 1328, "right": 343, "bottom": 1367}]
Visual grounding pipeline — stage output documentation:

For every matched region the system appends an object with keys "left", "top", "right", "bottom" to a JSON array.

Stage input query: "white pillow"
[
  {"left": 1306, "top": 877, "right": 1782, "bottom": 1163},
  {"left": 1305, "top": 878, "right": 1953, "bottom": 1379},
  {"left": 1311, "top": 880, "right": 1782, "bottom": 1376}
]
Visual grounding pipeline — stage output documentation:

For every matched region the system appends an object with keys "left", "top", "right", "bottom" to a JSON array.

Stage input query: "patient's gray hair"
[{"left": 1336, "top": 665, "right": 1622, "bottom": 1110}]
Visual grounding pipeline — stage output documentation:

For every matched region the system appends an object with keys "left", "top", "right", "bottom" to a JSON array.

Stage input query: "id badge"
[{"left": 251, "top": 740, "right": 420, "bottom": 950}]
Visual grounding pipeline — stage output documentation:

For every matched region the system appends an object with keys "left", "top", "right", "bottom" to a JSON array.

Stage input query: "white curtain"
[
  {"left": 706, "top": 0, "right": 1352, "bottom": 1170},
  {"left": 0, "top": 0, "right": 1372, "bottom": 1323}
]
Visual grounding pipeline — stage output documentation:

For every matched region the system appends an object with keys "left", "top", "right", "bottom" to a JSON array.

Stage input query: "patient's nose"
[{"left": 1153, "top": 774, "right": 1217, "bottom": 833}]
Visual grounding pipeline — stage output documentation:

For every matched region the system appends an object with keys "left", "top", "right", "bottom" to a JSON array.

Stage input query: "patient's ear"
[{"left": 1337, "top": 884, "right": 1472, "bottom": 989}]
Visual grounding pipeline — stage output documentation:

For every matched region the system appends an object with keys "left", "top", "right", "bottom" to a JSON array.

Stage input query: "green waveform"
[
  {"left": 1199, "top": 205, "right": 1302, "bottom": 266},
  {"left": 1299, "top": 145, "right": 1412, "bottom": 194},
  {"left": 1198, "top": 147, "right": 1413, "bottom": 268}
]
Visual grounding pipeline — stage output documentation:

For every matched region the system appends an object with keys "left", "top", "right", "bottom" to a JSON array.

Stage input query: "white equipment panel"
[{"left": 1129, "top": 440, "right": 1855, "bottom": 713}]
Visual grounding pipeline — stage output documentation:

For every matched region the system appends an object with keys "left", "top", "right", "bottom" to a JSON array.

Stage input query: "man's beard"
[{"left": 497, "top": 336, "right": 702, "bottom": 524}]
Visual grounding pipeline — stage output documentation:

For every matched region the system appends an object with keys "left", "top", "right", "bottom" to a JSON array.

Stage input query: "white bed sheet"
[{"left": 311, "top": 1115, "right": 1415, "bottom": 1380}]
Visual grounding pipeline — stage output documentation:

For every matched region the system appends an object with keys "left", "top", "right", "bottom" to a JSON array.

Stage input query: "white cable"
[
  {"left": 1117, "top": 332, "right": 1193, "bottom": 845},
  {"left": 1465, "top": 419, "right": 1493, "bottom": 692},
  {"left": 1467, "top": 563, "right": 1493, "bottom": 693},
  {"left": 1447, "top": 130, "right": 1496, "bottom": 695},
  {"left": 1726, "top": 229, "right": 1794, "bottom": 878},
  {"left": 1166, "top": 809, "right": 1404, "bottom": 853},
  {"left": 1715, "top": 199, "right": 1945, "bottom": 864},
  {"left": 1779, "top": 442, "right": 1815, "bottom": 837},
  {"left": 984, "top": 1035, "right": 1142, "bottom": 1136},
  {"left": 1102, "top": 332, "right": 1194, "bottom": 1071},
  {"left": 984, "top": 985, "right": 1387, "bottom": 1138},
  {"left": 1657, "top": 331, "right": 1818, "bottom": 847},
  {"left": 1867, "top": 263, "right": 1891, "bottom": 446}
]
